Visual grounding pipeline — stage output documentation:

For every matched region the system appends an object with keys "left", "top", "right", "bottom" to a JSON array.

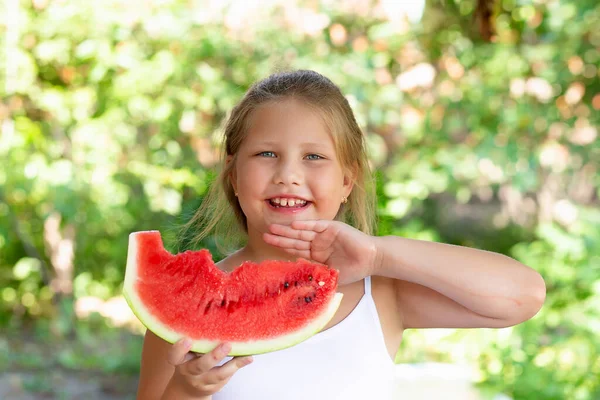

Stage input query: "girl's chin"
[{"left": 262, "top": 213, "right": 314, "bottom": 228}]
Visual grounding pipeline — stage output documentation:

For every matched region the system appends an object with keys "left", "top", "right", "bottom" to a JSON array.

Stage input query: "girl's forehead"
[
  {"left": 244, "top": 100, "right": 333, "bottom": 143},
  {"left": 251, "top": 99, "right": 323, "bottom": 124}
]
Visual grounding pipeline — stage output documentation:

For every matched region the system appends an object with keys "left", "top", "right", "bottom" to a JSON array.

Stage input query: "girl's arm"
[
  {"left": 137, "top": 330, "right": 252, "bottom": 399},
  {"left": 372, "top": 236, "right": 546, "bottom": 329},
  {"left": 137, "top": 330, "right": 190, "bottom": 399}
]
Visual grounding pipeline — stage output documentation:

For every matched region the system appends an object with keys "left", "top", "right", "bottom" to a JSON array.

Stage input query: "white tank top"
[{"left": 213, "top": 276, "right": 398, "bottom": 399}]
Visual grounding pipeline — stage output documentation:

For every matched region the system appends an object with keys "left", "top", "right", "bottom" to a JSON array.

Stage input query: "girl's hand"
[
  {"left": 163, "top": 338, "right": 253, "bottom": 399},
  {"left": 264, "top": 220, "right": 378, "bottom": 285}
]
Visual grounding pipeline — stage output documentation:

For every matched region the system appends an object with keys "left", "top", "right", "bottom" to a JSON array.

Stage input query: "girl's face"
[{"left": 231, "top": 99, "right": 353, "bottom": 236}]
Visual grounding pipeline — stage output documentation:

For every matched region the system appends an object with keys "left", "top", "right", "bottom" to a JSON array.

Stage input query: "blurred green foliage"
[{"left": 1, "top": 0, "right": 599, "bottom": 399}]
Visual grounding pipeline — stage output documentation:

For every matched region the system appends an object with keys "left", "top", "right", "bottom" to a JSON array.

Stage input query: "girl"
[{"left": 136, "top": 70, "right": 546, "bottom": 400}]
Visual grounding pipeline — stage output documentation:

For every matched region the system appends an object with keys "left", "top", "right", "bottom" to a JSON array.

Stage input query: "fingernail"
[
  {"left": 182, "top": 338, "right": 192, "bottom": 348},
  {"left": 244, "top": 356, "right": 254, "bottom": 366},
  {"left": 220, "top": 343, "right": 231, "bottom": 354}
]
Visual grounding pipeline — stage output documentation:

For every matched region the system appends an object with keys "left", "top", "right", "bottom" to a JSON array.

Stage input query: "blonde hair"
[{"left": 178, "top": 70, "right": 376, "bottom": 254}]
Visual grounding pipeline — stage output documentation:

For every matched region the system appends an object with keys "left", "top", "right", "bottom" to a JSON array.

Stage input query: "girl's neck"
[{"left": 240, "top": 226, "right": 299, "bottom": 264}]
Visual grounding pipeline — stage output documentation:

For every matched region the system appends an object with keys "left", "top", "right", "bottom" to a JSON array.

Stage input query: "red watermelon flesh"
[{"left": 123, "top": 231, "right": 343, "bottom": 355}]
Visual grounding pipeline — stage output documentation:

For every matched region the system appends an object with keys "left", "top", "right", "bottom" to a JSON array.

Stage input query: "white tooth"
[
  {"left": 280, "top": 198, "right": 288, "bottom": 206},
  {"left": 273, "top": 198, "right": 280, "bottom": 204},
  {"left": 288, "top": 199, "right": 296, "bottom": 207},
  {"left": 298, "top": 199, "right": 306, "bottom": 205}
]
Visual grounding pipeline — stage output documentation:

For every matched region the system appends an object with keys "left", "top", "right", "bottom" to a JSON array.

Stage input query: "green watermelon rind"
[{"left": 123, "top": 231, "right": 343, "bottom": 356}]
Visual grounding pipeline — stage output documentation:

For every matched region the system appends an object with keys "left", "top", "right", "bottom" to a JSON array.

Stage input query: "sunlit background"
[{"left": 1, "top": 0, "right": 599, "bottom": 398}]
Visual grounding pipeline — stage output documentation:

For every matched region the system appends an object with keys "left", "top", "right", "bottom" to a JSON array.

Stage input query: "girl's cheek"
[{"left": 310, "top": 169, "right": 342, "bottom": 187}]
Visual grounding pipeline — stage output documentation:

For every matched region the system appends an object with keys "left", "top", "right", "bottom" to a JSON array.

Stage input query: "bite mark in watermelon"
[{"left": 123, "top": 231, "right": 343, "bottom": 355}]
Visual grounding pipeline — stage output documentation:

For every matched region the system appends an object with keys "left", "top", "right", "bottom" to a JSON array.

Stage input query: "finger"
[
  {"left": 263, "top": 233, "right": 311, "bottom": 250},
  {"left": 281, "top": 248, "right": 311, "bottom": 259},
  {"left": 204, "top": 356, "right": 254, "bottom": 385},
  {"left": 269, "top": 224, "right": 317, "bottom": 241},
  {"left": 167, "top": 338, "right": 193, "bottom": 366},
  {"left": 183, "top": 351, "right": 201, "bottom": 363},
  {"left": 291, "top": 220, "right": 330, "bottom": 233},
  {"left": 182, "top": 343, "right": 231, "bottom": 376}
]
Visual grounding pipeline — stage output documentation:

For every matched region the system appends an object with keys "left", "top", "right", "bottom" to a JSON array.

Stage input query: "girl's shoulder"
[
  {"left": 215, "top": 249, "right": 247, "bottom": 273},
  {"left": 370, "top": 276, "right": 405, "bottom": 358},
  {"left": 371, "top": 275, "right": 400, "bottom": 315}
]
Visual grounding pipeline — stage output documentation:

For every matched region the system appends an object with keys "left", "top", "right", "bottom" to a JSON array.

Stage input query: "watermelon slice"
[{"left": 123, "top": 231, "right": 343, "bottom": 355}]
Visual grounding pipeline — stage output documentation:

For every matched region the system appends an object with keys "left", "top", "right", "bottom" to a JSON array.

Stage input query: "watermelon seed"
[
  {"left": 294, "top": 281, "right": 298, "bottom": 287},
  {"left": 318, "top": 281, "right": 325, "bottom": 286},
  {"left": 221, "top": 300, "right": 226, "bottom": 307},
  {"left": 284, "top": 282, "right": 290, "bottom": 289},
  {"left": 304, "top": 297, "right": 312, "bottom": 303},
  {"left": 204, "top": 300, "right": 213, "bottom": 314},
  {"left": 308, "top": 275, "right": 313, "bottom": 281}
]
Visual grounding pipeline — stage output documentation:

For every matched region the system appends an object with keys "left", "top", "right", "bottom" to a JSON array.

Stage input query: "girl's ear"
[
  {"left": 342, "top": 165, "right": 356, "bottom": 198},
  {"left": 226, "top": 155, "right": 237, "bottom": 193}
]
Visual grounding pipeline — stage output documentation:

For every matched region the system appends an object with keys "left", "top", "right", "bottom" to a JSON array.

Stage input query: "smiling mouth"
[{"left": 267, "top": 198, "right": 311, "bottom": 208}]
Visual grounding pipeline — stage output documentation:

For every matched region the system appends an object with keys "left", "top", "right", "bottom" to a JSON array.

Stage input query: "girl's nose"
[{"left": 273, "top": 158, "right": 303, "bottom": 186}]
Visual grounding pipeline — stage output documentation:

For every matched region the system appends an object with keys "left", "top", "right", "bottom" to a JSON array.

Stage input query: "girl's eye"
[
  {"left": 306, "top": 154, "right": 323, "bottom": 160},
  {"left": 257, "top": 151, "right": 276, "bottom": 158}
]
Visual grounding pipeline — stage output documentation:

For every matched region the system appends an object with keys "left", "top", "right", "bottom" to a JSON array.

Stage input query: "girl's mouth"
[{"left": 266, "top": 198, "right": 311, "bottom": 212}]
